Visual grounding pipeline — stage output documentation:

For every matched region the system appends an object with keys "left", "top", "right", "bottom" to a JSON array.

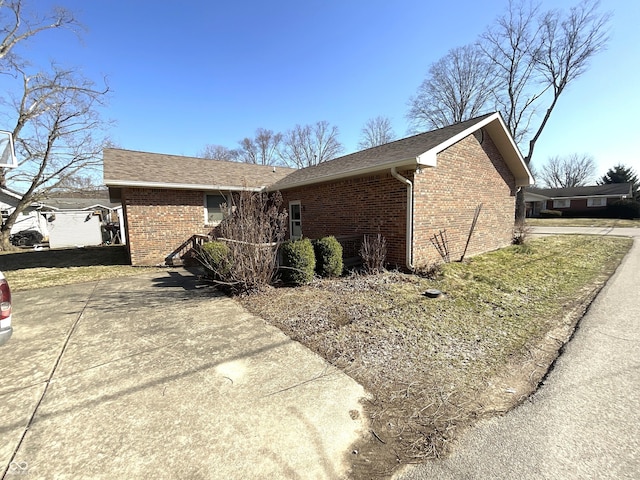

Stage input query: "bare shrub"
[
  {"left": 360, "top": 233, "right": 387, "bottom": 274},
  {"left": 415, "top": 262, "right": 443, "bottom": 279},
  {"left": 198, "top": 190, "right": 287, "bottom": 293},
  {"left": 513, "top": 219, "right": 532, "bottom": 245}
]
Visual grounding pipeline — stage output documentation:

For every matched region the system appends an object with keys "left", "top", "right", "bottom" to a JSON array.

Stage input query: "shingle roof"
[
  {"left": 102, "top": 113, "right": 532, "bottom": 192},
  {"left": 528, "top": 184, "right": 632, "bottom": 198},
  {"left": 103, "top": 148, "right": 296, "bottom": 190},
  {"left": 38, "top": 197, "right": 120, "bottom": 210},
  {"left": 268, "top": 113, "right": 498, "bottom": 190}
]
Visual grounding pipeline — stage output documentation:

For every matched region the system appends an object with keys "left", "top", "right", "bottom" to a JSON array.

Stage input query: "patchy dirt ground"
[{"left": 238, "top": 236, "right": 631, "bottom": 479}]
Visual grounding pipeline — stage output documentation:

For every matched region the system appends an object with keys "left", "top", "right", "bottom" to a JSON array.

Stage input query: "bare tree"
[
  {"left": 237, "top": 128, "right": 283, "bottom": 165},
  {"left": 406, "top": 0, "right": 610, "bottom": 218},
  {"left": 482, "top": 0, "right": 610, "bottom": 163},
  {"left": 0, "top": 1, "right": 79, "bottom": 66},
  {"left": 198, "top": 190, "right": 288, "bottom": 293},
  {"left": 0, "top": 2, "right": 109, "bottom": 250},
  {"left": 407, "top": 44, "right": 499, "bottom": 131},
  {"left": 539, "top": 153, "right": 596, "bottom": 188},
  {"left": 280, "top": 121, "right": 343, "bottom": 168},
  {"left": 358, "top": 116, "right": 396, "bottom": 149},
  {"left": 198, "top": 144, "right": 238, "bottom": 161}
]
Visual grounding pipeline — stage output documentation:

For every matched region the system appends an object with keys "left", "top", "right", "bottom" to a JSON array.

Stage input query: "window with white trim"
[
  {"left": 552, "top": 199, "right": 571, "bottom": 209},
  {"left": 289, "top": 201, "right": 302, "bottom": 239},
  {"left": 205, "top": 194, "right": 227, "bottom": 224},
  {"left": 587, "top": 197, "right": 607, "bottom": 207}
]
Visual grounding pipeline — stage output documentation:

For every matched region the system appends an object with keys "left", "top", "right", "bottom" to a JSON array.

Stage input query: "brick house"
[
  {"left": 104, "top": 112, "right": 532, "bottom": 268},
  {"left": 524, "top": 184, "right": 633, "bottom": 217},
  {"left": 103, "top": 150, "right": 296, "bottom": 265}
]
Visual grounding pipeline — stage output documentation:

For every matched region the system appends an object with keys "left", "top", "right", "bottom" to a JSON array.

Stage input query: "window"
[
  {"left": 205, "top": 194, "right": 227, "bottom": 224},
  {"left": 552, "top": 199, "right": 571, "bottom": 209},
  {"left": 289, "top": 201, "right": 302, "bottom": 239},
  {"left": 587, "top": 197, "right": 607, "bottom": 207}
]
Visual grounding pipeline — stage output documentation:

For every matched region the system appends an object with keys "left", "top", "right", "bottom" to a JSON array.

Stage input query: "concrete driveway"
[
  {"left": 0, "top": 270, "right": 367, "bottom": 479},
  {"left": 396, "top": 226, "right": 640, "bottom": 479}
]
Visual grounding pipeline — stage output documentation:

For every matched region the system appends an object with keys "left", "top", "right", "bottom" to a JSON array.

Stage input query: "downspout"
[{"left": 390, "top": 167, "right": 414, "bottom": 270}]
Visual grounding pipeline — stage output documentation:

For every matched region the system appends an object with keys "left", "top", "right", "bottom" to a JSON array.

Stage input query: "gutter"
[
  {"left": 103, "top": 179, "right": 265, "bottom": 192},
  {"left": 390, "top": 167, "right": 414, "bottom": 270}
]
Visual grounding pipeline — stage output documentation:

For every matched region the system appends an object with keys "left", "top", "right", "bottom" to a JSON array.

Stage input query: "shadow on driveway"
[{"left": 1, "top": 269, "right": 368, "bottom": 479}]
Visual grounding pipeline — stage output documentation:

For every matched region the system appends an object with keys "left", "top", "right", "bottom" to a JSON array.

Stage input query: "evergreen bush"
[
  {"left": 313, "top": 236, "right": 343, "bottom": 277},
  {"left": 281, "top": 238, "right": 316, "bottom": 285},
  {"left": 607, "top": 199, "right": 640, "bottom": 219},
  {"left": 200, "top": 240, "right": 231, "bottom": 279}
]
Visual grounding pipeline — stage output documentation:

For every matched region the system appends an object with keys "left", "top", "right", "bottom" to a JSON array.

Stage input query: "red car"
[{"left": 0, "top": 271, "right": 12, "bottom": 345}]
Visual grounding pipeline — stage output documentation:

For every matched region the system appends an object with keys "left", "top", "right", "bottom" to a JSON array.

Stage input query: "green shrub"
[
  {"left": 607, "top": 199, "right": 640, "bottom": 219},
  {"left": 313, "top": 236, "right": 343, "bottom": 277},
  {"left": 200, "top": 241, "right": 231, "bottom": 279},
  {"left": 281, "top": 238, "right": 316, "bottom": 285},
  {"left": 539, "top": 209, "right": 562, "bottom": 218}
]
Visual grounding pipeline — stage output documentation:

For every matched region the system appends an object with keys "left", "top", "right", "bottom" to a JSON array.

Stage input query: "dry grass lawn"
[
  {"left": 0, "top": 245, "right": 154, "bottom": 291},
  {"left": 240, "top": 235, "right": 632, "bottom": 478}
]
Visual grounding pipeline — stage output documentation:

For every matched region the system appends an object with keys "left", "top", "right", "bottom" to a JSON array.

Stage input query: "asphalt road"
[{"left": 395, "top": 227, "right": 640, "bottom": 479}]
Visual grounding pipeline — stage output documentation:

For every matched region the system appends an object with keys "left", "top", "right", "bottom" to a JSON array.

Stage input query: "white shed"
[{"left": 46, "top": 210, "right": 103, "bottom": 249}]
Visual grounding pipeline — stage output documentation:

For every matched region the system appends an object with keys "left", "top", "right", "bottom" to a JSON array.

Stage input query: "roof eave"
[
  {"left": 548, "top": 194, "right": 629, "bottom": 200},
  {"left": 265, "top": 158, "right": 430, "bottom": 191},
  {"left": 420, "top": 112, "right": 533, "bottom": 187},
  {"left": 103, "top": 179, "right": 265, "bottom": 192},
  {"left": 524, "top": 192, "right": 550, "bottom": 201}
]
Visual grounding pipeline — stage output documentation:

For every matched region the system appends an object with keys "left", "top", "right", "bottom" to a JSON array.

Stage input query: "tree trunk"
[
  {"left": 0, "top": 227, "right": 13, "bottom": 251},
  {"left": 515, "top": 188, "right": 526, "bottom": 221}
]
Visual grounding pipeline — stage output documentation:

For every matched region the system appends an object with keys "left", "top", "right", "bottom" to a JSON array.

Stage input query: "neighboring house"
[
  {"left": 1, "top": 188, "right": 123, "bottom": 247},
  {"left": 0, "top": 186, "right": 22, "bottom": 220},
  {"left": 36, "top": 191, "right": 123, "bottom": 248},
  {"left": 104, "top": 112, "right": 532, "bottom": 268},
  {"left": 524, "top": 184, "right": 632, "bottom": 217},
  {"left": 103, "top": 151, "right": 297, "bottom": 265},
  {"left": 1, "top": 186, "right": 49, "bottom": 240}
]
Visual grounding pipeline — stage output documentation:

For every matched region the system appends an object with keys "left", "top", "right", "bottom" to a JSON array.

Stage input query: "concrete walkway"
[
  {"left": 0, "top": 270, "right": 367, "bottom": 479},
  {"left": 396, "top": 227, "right": 640, "bottom": 479}
]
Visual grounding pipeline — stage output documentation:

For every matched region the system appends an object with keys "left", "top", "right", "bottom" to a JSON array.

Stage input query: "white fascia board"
[
  {"left": 417, "top": 113, "right": 504, "bottom": 164},
  {"left": 415, "top": 151, "right": 438, "bottom": 167},
  {"left": 103, "top": 179, "right": 264, "bottom": 192},
  {"left": 417, "top": 113, "right": 533, "bottom": 187},
  {"left": 524, "top": 192, "right": 550, "bottom": 201},
  {"left": 549, "top": 194, "right": 628, "bottom": 200},
  {"left": 82, "top": 204, "right": 116, "bottom": 210},
  {"left": 0, "top": 188, "right": 22, "bottom": 200}
]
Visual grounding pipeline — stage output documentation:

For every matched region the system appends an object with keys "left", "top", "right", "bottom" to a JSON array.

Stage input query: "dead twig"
[{"left": 371, "top": 429, "right": 386, "bottom": 444}]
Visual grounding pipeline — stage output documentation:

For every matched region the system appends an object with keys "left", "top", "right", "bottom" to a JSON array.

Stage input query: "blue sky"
[{"left": 15, "top": 0, "right": 640, "bottom": 181}]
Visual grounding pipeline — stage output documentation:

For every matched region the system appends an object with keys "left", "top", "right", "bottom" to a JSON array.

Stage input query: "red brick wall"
[
  {"left": 122, "top": 188, "right": 210, "bottom": 265},
  {"left": 279, "top": 131, "right": 517, "bottom": 270},
  {"left": 121, "top": 131, "right": 517, "bottom": 267},
  {"left": 546, "top": 198, "right": 608, "bottom": 215},
  {"left": 280, "top": 173, "right": 409, "bottom": 267},
  {"left": 413, "top": 132, "right": 516, "bottom": 267}
]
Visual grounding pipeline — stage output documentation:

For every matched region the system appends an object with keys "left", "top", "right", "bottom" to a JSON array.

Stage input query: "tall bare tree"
[
  {"left": 280, "top": 121, "right": 343, "bottom": 168},
  {"left": 358, "top": 116, "right": 396, "bottom": 149},
  {"left": 407, "top": 44, "right": 498, "bottom": 132},
  {"left": 481, "top": 0, "right": 610, "bottom": 163},
  {"left": 539, "top": 153, "right": 596, "bottom": 188},
  {"left": 198, "top": 144, "right": 238, "bottom": 161},
  {"left": 0, "top": 1, "right": 109, "bottom": 250},
  {"left": 0, "top": 0, "right": 78, "bottom": 66},
  {"left": 406, "top": 0, "right": 610, "bottom": 217},
  {"left": 237, "top": 128, "right": 283, "bottom": 166}
]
